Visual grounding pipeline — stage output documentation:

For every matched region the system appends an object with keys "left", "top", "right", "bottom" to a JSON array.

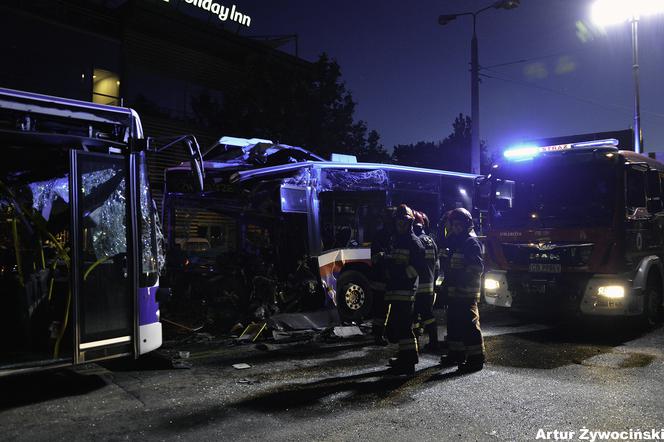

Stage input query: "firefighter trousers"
[
  {"left": 446, "top": 298, "right": 485, "bottom": 364},
  {"left": 414, "top": 291, "right": 438, "bottom": 343},
  {"left": 384, "top": 297, "right": 418, "bottom": 365},
  {"left": 370, "top": 281, "right": 387, "bottom": 337}
]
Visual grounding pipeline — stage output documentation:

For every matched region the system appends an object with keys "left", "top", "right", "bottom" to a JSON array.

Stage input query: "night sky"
[{"left": 181, "top": 0, "right": 664, "bottom": 157}]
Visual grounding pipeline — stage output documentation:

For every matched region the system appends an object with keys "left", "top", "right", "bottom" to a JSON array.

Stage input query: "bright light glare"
[
  {"left": 484, "top": 278, "right": 500, "bottom": 291},
  {"left": 503, "top": 145, "right": 539, "bottom": 160},
  {"left": 597, "top": 285, "right": 625, "bottom": 299},
  {"left": 592, "top": 0, "right": 664, "bottom": 26}
]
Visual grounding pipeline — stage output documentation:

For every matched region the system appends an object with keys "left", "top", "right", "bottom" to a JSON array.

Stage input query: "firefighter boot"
[
  {"left": 457, "top": 355, "right": 484, "bottom": 374},
  {"left": 386, "top": 358, "right": 415, "bottom": 376},
  {"left": 422, "top": 323, "right": 440, "bottom": 353}
]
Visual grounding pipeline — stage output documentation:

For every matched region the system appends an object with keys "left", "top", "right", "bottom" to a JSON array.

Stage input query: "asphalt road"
[{"left": 2, "top": 307, "right": 664, "bottom": 442}]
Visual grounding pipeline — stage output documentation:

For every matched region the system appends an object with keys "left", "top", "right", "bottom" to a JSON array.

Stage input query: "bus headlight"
[
  {"left": 597, "top": 285, "right": 625, "bottom": 299},
  {"left": 484, "top": 278, "right": 500, "bottom": 291}
]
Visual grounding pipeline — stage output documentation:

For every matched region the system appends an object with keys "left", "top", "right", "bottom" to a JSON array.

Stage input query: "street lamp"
[
  {"left": 439, "top": 0, "right": 519, "bottom": 174},
  {"left": 591, "top": 0, "right": 664, "bottom": 154}
]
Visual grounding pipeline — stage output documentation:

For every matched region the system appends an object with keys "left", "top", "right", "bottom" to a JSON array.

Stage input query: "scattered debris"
[
  {"left": 267, "top": 310, "right": 340, "bottom": 332},
  {"left": 237, "top": 378, "right": 260, "bottom": 385},
  {"left": 332, "top": 325, "right": 363, "bottom": 338},
  {"left": 232, "top": 363, "right": 251, "bottom": 370},
  {"left": 237, "top": 322, "right": 267, "bottom": 342}
]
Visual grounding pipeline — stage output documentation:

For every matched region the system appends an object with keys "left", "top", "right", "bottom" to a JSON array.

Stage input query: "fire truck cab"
[{"left": 483, "top": 139, "right": 664, "bottom": 324}]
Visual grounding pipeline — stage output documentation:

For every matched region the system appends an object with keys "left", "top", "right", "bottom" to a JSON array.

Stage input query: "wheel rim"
[{"left": 344, "top": 283, "right": 365, "bottom": 311}]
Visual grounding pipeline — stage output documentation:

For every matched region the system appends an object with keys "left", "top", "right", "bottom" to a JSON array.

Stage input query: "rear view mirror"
[{"left": 646, "top": 169, "right": 662, "bottom": 213}]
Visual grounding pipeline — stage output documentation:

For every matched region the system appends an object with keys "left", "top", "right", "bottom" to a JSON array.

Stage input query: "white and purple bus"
[{"left": 0, "top": 88, "right": 167, "bottom": 376}]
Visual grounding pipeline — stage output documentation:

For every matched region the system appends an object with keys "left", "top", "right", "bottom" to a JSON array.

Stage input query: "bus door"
[{"left": 70, "top": 151, "right": 137, "bottom": 363}]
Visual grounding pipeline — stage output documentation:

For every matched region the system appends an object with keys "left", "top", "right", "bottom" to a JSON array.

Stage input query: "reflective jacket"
[
  {"left": 384, "top": 231, "right": 425, "bottom": 302},
  {"left": 441, "top": 234, "right": 483, "bottom": 301},
  {"left": 416, "top": 233, "right": 439, "bottom": 295}
]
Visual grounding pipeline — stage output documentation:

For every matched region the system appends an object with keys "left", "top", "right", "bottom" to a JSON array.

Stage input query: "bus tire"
[
  {"left": 336, "top": 270, "right": 373, "bottom": 323},
  {"left": 643, "top": 277, "right": 663, "bottom": 327}
]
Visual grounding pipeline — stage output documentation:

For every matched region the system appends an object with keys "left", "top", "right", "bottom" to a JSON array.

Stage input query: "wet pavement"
[{"left": 2, "top": 307, "right": 664, "bottom": 441}]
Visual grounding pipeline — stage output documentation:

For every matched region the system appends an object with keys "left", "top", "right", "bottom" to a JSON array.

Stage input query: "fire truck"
[{"left": 483, "top": 138, "right": 664, "bottom": 325}]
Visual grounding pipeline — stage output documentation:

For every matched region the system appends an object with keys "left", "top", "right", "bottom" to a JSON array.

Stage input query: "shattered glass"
[
  {"left": 83, "top": 168, "right": 127, "bottom": 260},
  {"left": 320, "top": 169, "right": 389, "bottom": 192},
  {"left": 282, "top": 167, "right": 311, "bottom": 187},
  {"left": 28, "top": 177, "right": 69, "bottom": 221},
  {"left": 139, "top": 158, "right": 164, "bottom": 274}
]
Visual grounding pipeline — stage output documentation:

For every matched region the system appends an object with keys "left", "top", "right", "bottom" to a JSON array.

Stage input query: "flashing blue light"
[{"left": 503, "top": 145, "right": 540, "bottom": 160}]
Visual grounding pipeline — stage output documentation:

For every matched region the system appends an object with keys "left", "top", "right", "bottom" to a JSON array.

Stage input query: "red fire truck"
[{"left": 483, "top": 138, "right": 664, "bottom": 325}]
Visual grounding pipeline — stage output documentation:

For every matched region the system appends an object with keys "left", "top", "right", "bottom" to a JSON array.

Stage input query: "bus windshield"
[{"left": 490, "top": 154, "right": 618, "bottom": 229}]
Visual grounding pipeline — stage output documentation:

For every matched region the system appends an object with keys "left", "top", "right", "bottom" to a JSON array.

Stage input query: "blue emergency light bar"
[{"left": 503, "top": 138, "right": 619, "bottom": 161}]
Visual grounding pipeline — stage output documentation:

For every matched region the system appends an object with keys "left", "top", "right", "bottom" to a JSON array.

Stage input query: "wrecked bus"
[
  {"left": 0, "top": 88, "right": 166, "bottom": 376},
  {"left": 483, "top": 138, "right": 664, "bottom": 325},
  {"left": 163, "top": 137, "right": 481, "bottom": 325}
]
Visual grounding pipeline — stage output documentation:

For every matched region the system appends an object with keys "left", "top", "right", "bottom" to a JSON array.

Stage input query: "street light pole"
[
  {"left": 470, "top": 15, "right": 480, "bottom": 175},
  {"left": 439, "top": 1, "right": 519, "bottom": 174},
  {"left": 631, "top": 15, "right": 643, "bottom": 153}
]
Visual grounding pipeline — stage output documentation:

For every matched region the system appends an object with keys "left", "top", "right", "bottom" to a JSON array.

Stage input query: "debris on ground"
[
  {"left": 171, "top": 351, "right": 193, "bottom": 369},
  {"left": 332, "top": 325, "right": 363, "bottom": 338},
  {"left": 232, "top": 363, "right": 251, "bottom": 370},
  {"left": 237, "top": 378, "right": 260, "bottom": 385}
]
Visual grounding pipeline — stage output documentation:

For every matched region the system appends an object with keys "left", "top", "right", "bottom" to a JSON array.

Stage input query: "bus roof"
[
  {"left": 0, "top": 87, "right": 143, "bottom": 139},
  {"left": 230, "top": 160, "right": 481, "bottom": 183}
]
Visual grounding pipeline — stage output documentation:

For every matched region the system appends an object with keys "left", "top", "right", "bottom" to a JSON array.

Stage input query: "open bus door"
[{"left": 70, "top": 151, "right": 138, "bottom": 363}]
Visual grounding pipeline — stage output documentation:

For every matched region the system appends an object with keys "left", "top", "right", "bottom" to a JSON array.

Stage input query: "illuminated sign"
[{"left": 163, "top": 0, "right": 252, "bottom": 27}]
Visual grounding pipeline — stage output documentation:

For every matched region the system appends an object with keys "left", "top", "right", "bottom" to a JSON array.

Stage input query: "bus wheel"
[
  {"left": 644, "top": 280, "right": 663, "bottom": 327},
  {"left": 336, "top": 271, "right": 373, "bottom": 323}
]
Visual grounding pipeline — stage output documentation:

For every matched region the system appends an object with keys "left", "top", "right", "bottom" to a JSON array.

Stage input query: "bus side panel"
[
  {"left": 317, "top": 248, "right": 372, "bottom": 305},
  {"left": 138, "top": 282, "right": 161, "bottom": 355}
]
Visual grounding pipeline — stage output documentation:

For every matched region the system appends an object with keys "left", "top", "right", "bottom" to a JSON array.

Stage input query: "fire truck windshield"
[{"left": 490, "top": 153, "right": 617, "bottom": 229}]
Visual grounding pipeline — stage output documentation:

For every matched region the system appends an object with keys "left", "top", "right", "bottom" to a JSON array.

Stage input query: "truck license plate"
[{"left": 528, "top": 263, "right": 561, "bottom": 273}]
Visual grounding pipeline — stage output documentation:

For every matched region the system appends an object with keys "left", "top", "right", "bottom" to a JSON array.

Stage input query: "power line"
[
  {"left": 479, "top": 69, "right": 664, "bottom": 120},
  {"left": 481, "top": 48, "right": 584, "bottom": 70}
]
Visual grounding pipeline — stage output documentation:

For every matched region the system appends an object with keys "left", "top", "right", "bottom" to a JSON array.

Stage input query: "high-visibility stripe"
[
  {"left": 422, "top": 318, "right": 436, "bottom": 326},
  {"left": 386, "top": 289, "right": 414, "bottom": 296},
  {"left": 448, "top": 291, "right": 480, "bottom": 299},
  {"left": 416, "top": 290, "right": 434, "bottom": 296},
  {"left": 384, "top": 294, "right": 415, "bottom": 302},
  {"left": 417, "top": 282, "right": 435, "bottom": 291},
  {"left": 383, "top": 303, "right": 392, "bottom": 327},
  {"left": 406, "top": 265, "right": 418, "bottom": 278}
]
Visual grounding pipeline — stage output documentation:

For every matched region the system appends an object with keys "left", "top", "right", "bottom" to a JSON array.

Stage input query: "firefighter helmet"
[
  {"left": 448, "top": 207, "right": 474, "bottom": 230},
  {"left": 395, "top": 204, "right": 415, "bottom": 221},
  {"left": 413, "top": 210, "right": 430, "bottom": 232}
]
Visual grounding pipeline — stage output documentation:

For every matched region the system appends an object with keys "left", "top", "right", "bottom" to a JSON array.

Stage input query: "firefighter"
[
  {"left": 412, "top": 211, "right": 440, "bottom": 352},
  {"left": 384, "top": 204, "right": 425, "bottom": 375},
  {"left": 439, "top": 207, "right": 485, "bottom": 373},
  {"left": 370, "top": 207, "right": 394, "bottom": 346}
]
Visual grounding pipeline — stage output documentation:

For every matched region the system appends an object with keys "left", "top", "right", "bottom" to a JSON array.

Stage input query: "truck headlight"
[
  {"left": 484, "top": 278, "right": 500, "bottom": 291},
  {"left": 597, "top": 285, "right": 625, "bottom": 299}
]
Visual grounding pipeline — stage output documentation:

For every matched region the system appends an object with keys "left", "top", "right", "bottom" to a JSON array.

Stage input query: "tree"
[
  {"left": 392, "top": 114, "right": 492, "bottom": 173},
  {"left": 199, "top": 52, "right": 386, "bottom": 161}
]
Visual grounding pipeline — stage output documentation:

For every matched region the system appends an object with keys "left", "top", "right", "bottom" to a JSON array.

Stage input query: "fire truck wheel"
[
  {"left": 336, "top": 270, "right": 373, "bottom": 323},
  {"left": 643, "top": 280, "right": 663, "bottom": 327}
]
